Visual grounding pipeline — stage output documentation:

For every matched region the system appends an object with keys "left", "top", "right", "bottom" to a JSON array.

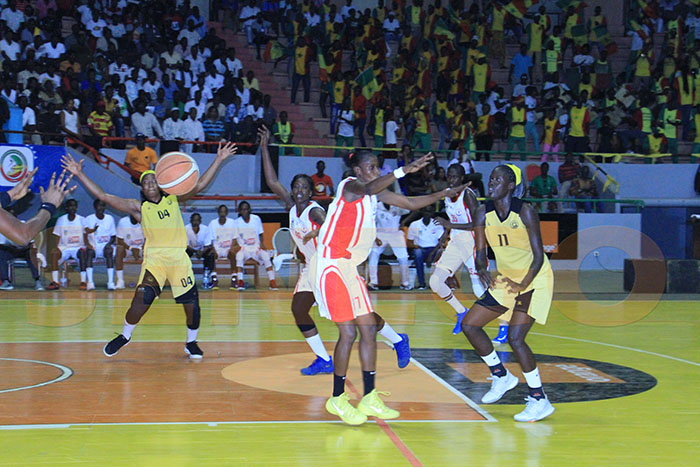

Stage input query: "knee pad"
[
  {"left": 187, "top": 301, "right": 201, "bottom": 330},
  {"left": 429, "top": 267, "right": 451, "bottom": 296},
  {"left": 140, "top": 283, "right": 161, "bottom": 306},
  {"left": 297, "top": 323, "right": 316, "bottom": 333}
]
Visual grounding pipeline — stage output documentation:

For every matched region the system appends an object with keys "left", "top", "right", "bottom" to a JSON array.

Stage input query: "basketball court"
[{"left": 1, "top": 277, "right": 699, "bottom": 465}]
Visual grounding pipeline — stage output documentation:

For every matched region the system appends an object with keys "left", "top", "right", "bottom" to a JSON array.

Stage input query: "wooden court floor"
[{"left": 0, "top": 287, "right": 699, "bottom": 465}]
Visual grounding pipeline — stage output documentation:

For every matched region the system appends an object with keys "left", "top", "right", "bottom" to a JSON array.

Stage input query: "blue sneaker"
[
  {"left": 492, "top": 325, "right": 509, "bottom": 344},
  {"left": 300, "top": 356, "right": 333, "bottom": 375},
  {"left": 453, "top": 308, "right": 468, "bottom": 335},
  {"left": 394, "top": 333, "right": 411, "bottom": 368}
]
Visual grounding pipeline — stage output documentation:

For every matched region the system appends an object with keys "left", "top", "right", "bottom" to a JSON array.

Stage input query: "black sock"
[
  {"left": 489, "top": 363, "right": 507, "bottom": 377},
  {"left": 362, "top": 370, "right": 375, "bottom": 395},
  {"left": 333, "top": 374, "right": 346, "bottom": 397},
  {"left": 528, "top": 386, "right": 545, "bottom": 400}
]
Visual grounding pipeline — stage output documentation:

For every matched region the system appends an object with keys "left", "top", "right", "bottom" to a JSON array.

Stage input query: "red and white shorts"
[
  {"left": 294, "top": 263, "right": 313, "bottom": 294},
  {"left": 311, "top": 254, "right": 374, "bottom": 323}
]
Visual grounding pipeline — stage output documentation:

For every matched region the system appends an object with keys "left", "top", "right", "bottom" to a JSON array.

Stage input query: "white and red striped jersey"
[
  {"left": 445, "top": 187, "right": 476, "bottom": 239},
  {"left": 290, "top": 200, "right": 323, "bottom": 264},
  {"left": 318, "top": 177, "right": 377, "bottom": 264}
]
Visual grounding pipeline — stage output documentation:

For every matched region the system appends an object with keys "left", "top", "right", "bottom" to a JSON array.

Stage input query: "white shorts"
[
  {"left": 294, "top": 264, "right": 313, "bottom": 294},
  {"left": 58, "top": 247, "right": 82, "bottom": 264},
  {"left": 370, "top": 230, "right": 408, "bottom": 261},
  {"left": 215, "top": 247, "right": 232, "bottom": 259},
  {"left": 94, "top": 242, "right": 115, "bottom": 259},
  {"left": 236, "top": 246, "right": 272, "bottom": 268},
  {"left": 435, "top": 232, "right": 487, "bottom": 297},
  {"left": 311, "top": 254, "right": 374, "bottom": 323}
]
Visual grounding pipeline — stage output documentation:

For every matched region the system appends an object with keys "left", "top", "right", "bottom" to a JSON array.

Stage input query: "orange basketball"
[{"left": 155, "top": 152, "right": 200, "bottom": 196}]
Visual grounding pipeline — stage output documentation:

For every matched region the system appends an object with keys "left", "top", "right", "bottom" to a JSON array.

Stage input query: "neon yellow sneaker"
[
  {"left": 357, "top": 390, "right": 400, "bottom": 419},
  {"left": 326, "top": 393, "right": 367, "bottom": 425}
]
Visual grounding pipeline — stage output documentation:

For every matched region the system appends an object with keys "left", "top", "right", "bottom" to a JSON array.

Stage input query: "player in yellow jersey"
[
  {"left": 461, "top": 164, "right": 555, "bottom": 422},
  {"left": 61, "top": 143, "right": 237, "bottom": 359}
]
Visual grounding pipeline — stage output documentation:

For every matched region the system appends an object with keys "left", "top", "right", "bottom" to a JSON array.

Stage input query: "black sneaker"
[
  {"left": 104, "top": 334, "right": 130, "bottom": 357},
  {"left": 185, "top": 341, "right": 203, "bottom": 359}
]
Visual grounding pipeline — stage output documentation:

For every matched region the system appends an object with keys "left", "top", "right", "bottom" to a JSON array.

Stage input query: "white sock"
[
  {"left": 523, "top": 367, "right": 542, "bottom": 388},
  {"left": 122, "top": 320, "right": 136, "bottom": 339},
  {"left": 399, "top": 261, "right": 410, "bottom": 285},
  {"left": 305, "top": 334, "right": 331, "bottom": 361},
  {"left": 480, "top": 350, "right": 502, "bottom": 367},
  {"left": 430, "top": 269, "right": 465, "bottom": 313},
  {"left": 187, "top": 327, "right": 199, "bottom": 343},
  {"left": 80, "top": 271, "right": 86, "bottom": 282},
  {"left": 86, "top": 267, "right": 94, "bottom": 283},
  {"left": 116, "top": 270, "right": 124, "bottom": 281},
  {"left": 446, "top": 293, "right": 465, "bottom": 313},
  {"left": 107, "top": 268, "right": 114, "bottom": 283},
  {"left": 378, "top": 322, "right": 403, "bottom": 344},
  {"left": 368, "top": 263, "right": 378, "bottom": 284},
  {"left": 267, "top": 269, "right": 275, "bottom": 280},
  {"left": 52, "top": 270, "right": 59, "bottom": 282}
]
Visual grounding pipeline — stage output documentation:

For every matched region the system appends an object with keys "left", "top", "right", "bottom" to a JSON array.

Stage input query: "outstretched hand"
[
  {"left": 443, "top": 182, "right": 471, "bottom": 198},
  {"left": 257, "top": 126, "right": 270, "bottom": 146},
  {"left": 7, "top": 167, "right": 37, "bottom": 202},
  {"left": 40, "top": 170, "right": 76, "bottom": 208},
  {"left": 60, "top": 154, "right": 84, "bottom": 176},
  {"left": 216, "top": 141, "right": 237, "bottom": 161},
  {"left": 404, "top": 152, "right": 435, "bottom": 175}
]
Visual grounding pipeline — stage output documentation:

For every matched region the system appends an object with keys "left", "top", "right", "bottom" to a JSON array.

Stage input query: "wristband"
[
  {"left": 0, "top": 191, "right": 10, "bottom": 209},
  {"left": 393, "top": 167, "right": 406, "bottom": 179},
  {"left": 39, "top": 202, "right": 57, "bottom": 217}
]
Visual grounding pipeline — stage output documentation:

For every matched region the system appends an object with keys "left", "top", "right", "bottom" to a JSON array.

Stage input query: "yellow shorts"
[
  {"left": 138, "top": 248, "right": 195, "bottom": 298},
  {"left": 476, "top": 266, "right": 554, "bottom": 325}
]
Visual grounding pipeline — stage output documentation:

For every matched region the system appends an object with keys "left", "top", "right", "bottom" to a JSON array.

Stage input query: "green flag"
[
  {"left": 356, "top": 67, "right": 379, "bottom": 100},
  {"left": 434, "top": 18, "right": 455, "bottom": 39}
]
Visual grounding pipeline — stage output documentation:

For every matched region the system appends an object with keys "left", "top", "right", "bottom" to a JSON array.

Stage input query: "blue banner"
[{"left": 0, "top": 144, "right": 65, "bottom": 193}]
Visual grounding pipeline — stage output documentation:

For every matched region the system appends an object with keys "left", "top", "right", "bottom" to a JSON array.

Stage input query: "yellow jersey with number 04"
[
  {"left": 140, "top": 194, "right": 187, "bottom": 250},
  {"left": 484, "top": 198, "right": 550, "bottom": 284}
]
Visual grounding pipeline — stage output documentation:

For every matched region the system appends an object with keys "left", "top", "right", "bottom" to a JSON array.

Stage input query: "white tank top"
[
  {"left": 289, "top": 201, "right": 322, "bottom": 264},
  {"left": 319, "top": 177, "right": 377, "bottom": 265},
  {"left": 445, "top": 188, "right": 476, "bottom": 240},
  {"left": 62, "top": 110, "right": 79, "bottom": 134}
]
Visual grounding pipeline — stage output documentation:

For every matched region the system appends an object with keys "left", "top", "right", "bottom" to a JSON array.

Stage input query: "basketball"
[{"left": 155, "top": 152, "right": 200, "bottom": 196}]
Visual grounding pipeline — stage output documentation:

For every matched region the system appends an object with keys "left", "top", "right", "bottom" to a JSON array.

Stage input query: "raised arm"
[
  {"left": 343, "top": 153, "right": 435, "bottom": 202},
  {"left": 433, "top": 189, "right": 480, "bottom": 231},
  {"left": 258, "top": 126, "right": 293, "bottom": 208},
  {"left": 179, "top": 141, "right": 237, "bottom": 201},
  {"left": 377, "top": 182, "right": 470, "bottom": 212},
  {"left": 0, "top": 171, "right": 76, "bottom": 245},
  {"left": 61, "top": 154, "right": 141, "bottom": 219}
]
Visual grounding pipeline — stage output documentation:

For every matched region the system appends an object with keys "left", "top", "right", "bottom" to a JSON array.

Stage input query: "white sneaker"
[
  {"left": 107, "top": 282, "right": 115, "bottom": 290},
  {"left": 0, "top": 280, "right": 14, "bottom": 290},
  {"left": 115, "top": 279, "right": 125, "bottom": 289},
  {"left": 34, "top": 280, "right": 44, "bottom": 291},
  {"left": 86, "top": 282, "right": 96, "bottom": 291},
  {"left": 481, "top": 370, "right": 519, "bottom": 404},
  {"left": 514, "top": 396, "right": 555, "bottom": 422}
]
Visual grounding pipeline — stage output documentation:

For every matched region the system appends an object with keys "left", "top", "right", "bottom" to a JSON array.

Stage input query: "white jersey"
[
  {"left": 208, "top": 217, "right": 237, "bottom": 252},
  {"left": 375, "top": 203, "right": 409, "bottom": 232},
  {"left": 116, "top": 216, "right": 144, "bottom": 249},
  {"left": 53, "top": 214, "right": 87, "bottom": 249},
  {"left": 290, "top": 201, "right": 323, "bottom": 264},
  {"left": 185, "top": 223, "right": 212, "bottom": 250},
  {"left": 85, "top": 213, "right": 116, "bottom": 246},
  {"left": 318, "top": 177, "right": 377, "bottom": 265},
  {"left": 234, "top": 214, "right": 264, "bottom": 249},
  {"left": 445, "top": 188, "right": 476, "bottom": 240}
]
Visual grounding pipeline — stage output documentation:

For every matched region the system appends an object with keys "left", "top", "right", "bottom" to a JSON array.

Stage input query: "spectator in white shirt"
[
  {"left": 0, "top": 32, "right": 21, "bottom": 62},
  {"left": 177, "top": 20, "right": 201, "bottom": 48},
  {"left": 108, "top": 57, "right": 132, "bottom": 82},
  {"left": 161, "top": 43, "right": 182, "bottom": 66},
  {"left": 235, "top": 78, "right": 250, "bottom": 106},
  {"left": 335, "top": 99, "right": 354, "bottom": 156},
  {"left": 0, "top": 0, "right": 25, "bottom": 33},
  {"left": 181, "top": 107, "right": 205, "bottom": 153},
  {"left": 385, "top": 109, "right": 400, "bottom": 147},
  {"left": 224, "top": 48, "right": 243, "bottom": 77},
  {"left": 572, "top": 44, "right": 595, "bottom": 69},
  {"left": 39, "top": 35, "right": 66, "bottom": 60},
  {"left": 162, "top": 107, "right": 185, "bottom": 141},
  {"left": 77, "top": 2, "right": 93, "bottom": 25},
  {"left": 207, "top": 205, "right": 237, "bottom": 289},
  {"left": 340, "top": 0, "right": 355, "bottom": 19},
  {"left": 48, "top": 199, "right": 91, "bottom": 290},
  {"left": 189, "top": 78, "right": 213, "bottom": 104},
  {"left": 383, "top": 12, "right": 400, "bottom": 41},
  {"left": 18, "top": 95, "right": 41, "bottom": 144},
  {"left": 130, "top": 100, "right": 163, "bottom": 139},
  {"left": 239, "top": 0, "right": 261, "bottom": 44},
  {"left": 142, "top": 71, "right": 161, "bottom": 100},
  {"left": 175, "top": 61, "right": 196, "bottom": 89},
  {"left": 368, "top": 202, "right": 411, "bottom": 290},
  {"left": 186, "top": 45, "right": 206, "bottom": 75},
  {"left": 1, "top": 81, "right": 17, "bottom": 103},
  {"left": 86, "top": 11, "right": 107, "bottom": 38},
  {"left": 204, "top": 66, "right": 224, "bottom": 94},
  {"left": 85, "top": 199, "right": 118, "bottom": 289},
  {"left": 406, "top": 206, "right": 444, "bottom": 289}
]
